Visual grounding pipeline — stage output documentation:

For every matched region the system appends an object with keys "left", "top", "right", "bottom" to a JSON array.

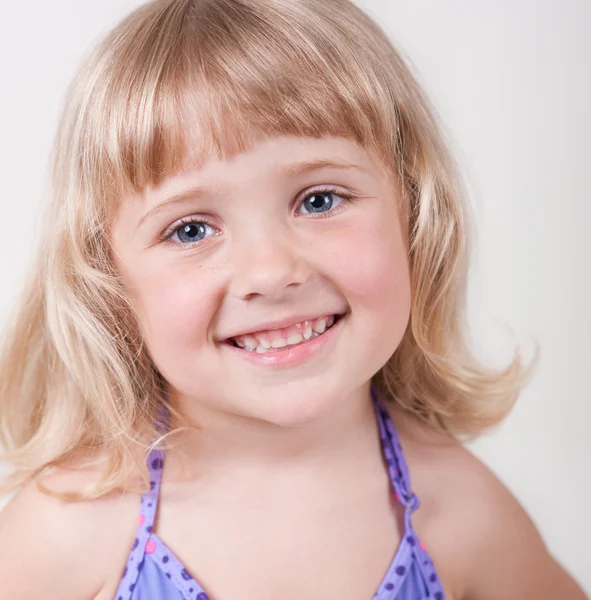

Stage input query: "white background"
[{"left": 0, "top": 0, "right": 589, "bottom": 593}]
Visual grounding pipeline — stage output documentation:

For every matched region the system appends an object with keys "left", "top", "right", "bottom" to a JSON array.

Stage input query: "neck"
[{"left": 163, "top": 383, "right": 380, "bottom": 485}]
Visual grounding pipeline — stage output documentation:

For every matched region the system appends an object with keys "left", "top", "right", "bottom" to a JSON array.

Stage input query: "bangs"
[{"left": 78, "top": 0, "right": 402, "bottom": 203}]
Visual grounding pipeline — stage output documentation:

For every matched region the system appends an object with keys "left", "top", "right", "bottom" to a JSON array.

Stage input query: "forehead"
[
  {"left": 121, "top": 134, "right": 392, "bottom": 216},
  {"left": 107, "top": 101, "right": 391, "bottom": 215},
  {"left": 111, "top": 134, "right": 402, "bottom": 239},
  {"left": 176, "top": 134, "right": 386, "bottom": 181}
]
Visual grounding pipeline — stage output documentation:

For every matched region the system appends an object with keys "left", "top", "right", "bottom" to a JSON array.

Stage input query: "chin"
[{"left": 236, "top": 379, "right": 355, "bottom": 428}]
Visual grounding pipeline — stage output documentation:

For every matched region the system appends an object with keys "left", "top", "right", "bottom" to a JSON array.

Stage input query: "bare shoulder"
[
  {"left": 0, "top": 464, "right": 140, "bottom": 600},
  {"left": 390, "top": 406, "right": 588, "bottom": 600}
]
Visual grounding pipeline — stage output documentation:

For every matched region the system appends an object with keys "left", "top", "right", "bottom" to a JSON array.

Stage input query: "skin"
[{"left": 0, "top": 135, "right": 587, "bottom": 600}]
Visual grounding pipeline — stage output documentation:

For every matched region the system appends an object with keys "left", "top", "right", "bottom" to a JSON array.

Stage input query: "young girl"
[{"left": 0, "top": 0, "right": 586, "bottom": 599}]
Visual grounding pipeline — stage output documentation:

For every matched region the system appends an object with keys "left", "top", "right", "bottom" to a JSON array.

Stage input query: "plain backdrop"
[{"left": 0, "top": 0, "right": 589, "bottom": 593}]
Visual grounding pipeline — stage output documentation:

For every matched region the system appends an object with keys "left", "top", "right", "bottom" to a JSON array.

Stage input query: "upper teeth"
[{"left": 232, "top": 315, "right": 336, "bottom": 353}]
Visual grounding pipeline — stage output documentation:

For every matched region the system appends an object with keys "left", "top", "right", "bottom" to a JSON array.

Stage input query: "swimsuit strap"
[
  {"left": 371, "top": 388, "right": 446, "bottom": 600},
  {"left": 142, "top": 445, "right": 165, "bottom": 529},
  {"left": 115, "top": 405, "right": 170, "bottom": 598},
  {"left": 371, "top": 385, "right": 420, "bottom": 514},
  {"left": 141, "top": 401, "right": 170, "bottom": 529}
]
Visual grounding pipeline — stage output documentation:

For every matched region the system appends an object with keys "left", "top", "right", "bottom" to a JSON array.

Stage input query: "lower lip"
[{"left": 221, "top": 315, "right": 346, "bottom": 369}]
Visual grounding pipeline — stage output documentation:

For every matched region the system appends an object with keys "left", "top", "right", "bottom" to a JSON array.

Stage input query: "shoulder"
[
  {"left": 390, "top": 406, "right": 588, "bottom": 600},
  {"left": 0, "top": 465, "right": 140, "bottom": 600}
]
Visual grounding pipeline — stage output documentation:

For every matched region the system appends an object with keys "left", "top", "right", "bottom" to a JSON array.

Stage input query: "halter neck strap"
[{"left": 371, "top": 386, "right": 420, "bottom": 513}]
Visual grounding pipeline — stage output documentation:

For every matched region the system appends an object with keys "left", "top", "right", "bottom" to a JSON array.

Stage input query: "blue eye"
[
  {"left": 170, "top": 221, "right": 216, "bottom": 244},
  {"left": 298, "top": 191, "right": 346, "bottom": 215}
]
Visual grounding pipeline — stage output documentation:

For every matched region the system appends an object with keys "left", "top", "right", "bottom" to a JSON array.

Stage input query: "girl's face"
[{"left": 112, "top": 135, "right": 411, "bottom": 426}]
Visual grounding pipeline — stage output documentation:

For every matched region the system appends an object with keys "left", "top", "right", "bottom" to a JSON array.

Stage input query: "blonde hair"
[{"left": 0, "top": 0, "right": 537, "bottom": 500}]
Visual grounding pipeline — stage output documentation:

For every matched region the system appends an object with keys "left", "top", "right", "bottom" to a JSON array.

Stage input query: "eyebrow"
[
  {"left": 279, "top": 158, "right": 371, "bottom": 178},
  {"left": 138, "top": 158, "right": 371, "bottom": 228}
]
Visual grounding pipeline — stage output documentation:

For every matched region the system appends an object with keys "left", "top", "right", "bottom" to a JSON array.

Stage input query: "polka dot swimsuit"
[{"left": 114, "top": 387, "right": 446, "bottom": 599}]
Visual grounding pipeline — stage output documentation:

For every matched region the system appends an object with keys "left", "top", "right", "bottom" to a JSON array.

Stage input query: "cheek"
[
  {"left": 324, "top": 213, "right": 411, "bottom": 351},
  {"left": 122, "top": 258, "right": 218, "bottom": 356},
  {"left": 331, "top": 219, "right": 410, "bottom": 308}
]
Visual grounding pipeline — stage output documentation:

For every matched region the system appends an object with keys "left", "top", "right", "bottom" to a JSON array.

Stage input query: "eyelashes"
[{"left": 160, "top": 186, "right": 356, "bottom": 249}]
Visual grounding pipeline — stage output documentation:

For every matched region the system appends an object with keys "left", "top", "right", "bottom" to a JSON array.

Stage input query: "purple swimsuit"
[{"left": 115, "top": 388, "right": 446, "bottom": 599}]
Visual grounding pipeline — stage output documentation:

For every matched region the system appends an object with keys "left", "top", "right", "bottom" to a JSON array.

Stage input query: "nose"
[{"left": 228, "top": 227, "right": 311, "bottom": 302}]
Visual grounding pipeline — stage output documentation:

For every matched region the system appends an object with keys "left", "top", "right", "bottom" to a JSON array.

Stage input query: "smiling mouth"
[{"left": 226, "top": 314, "right": 344, "bottom": 354}]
